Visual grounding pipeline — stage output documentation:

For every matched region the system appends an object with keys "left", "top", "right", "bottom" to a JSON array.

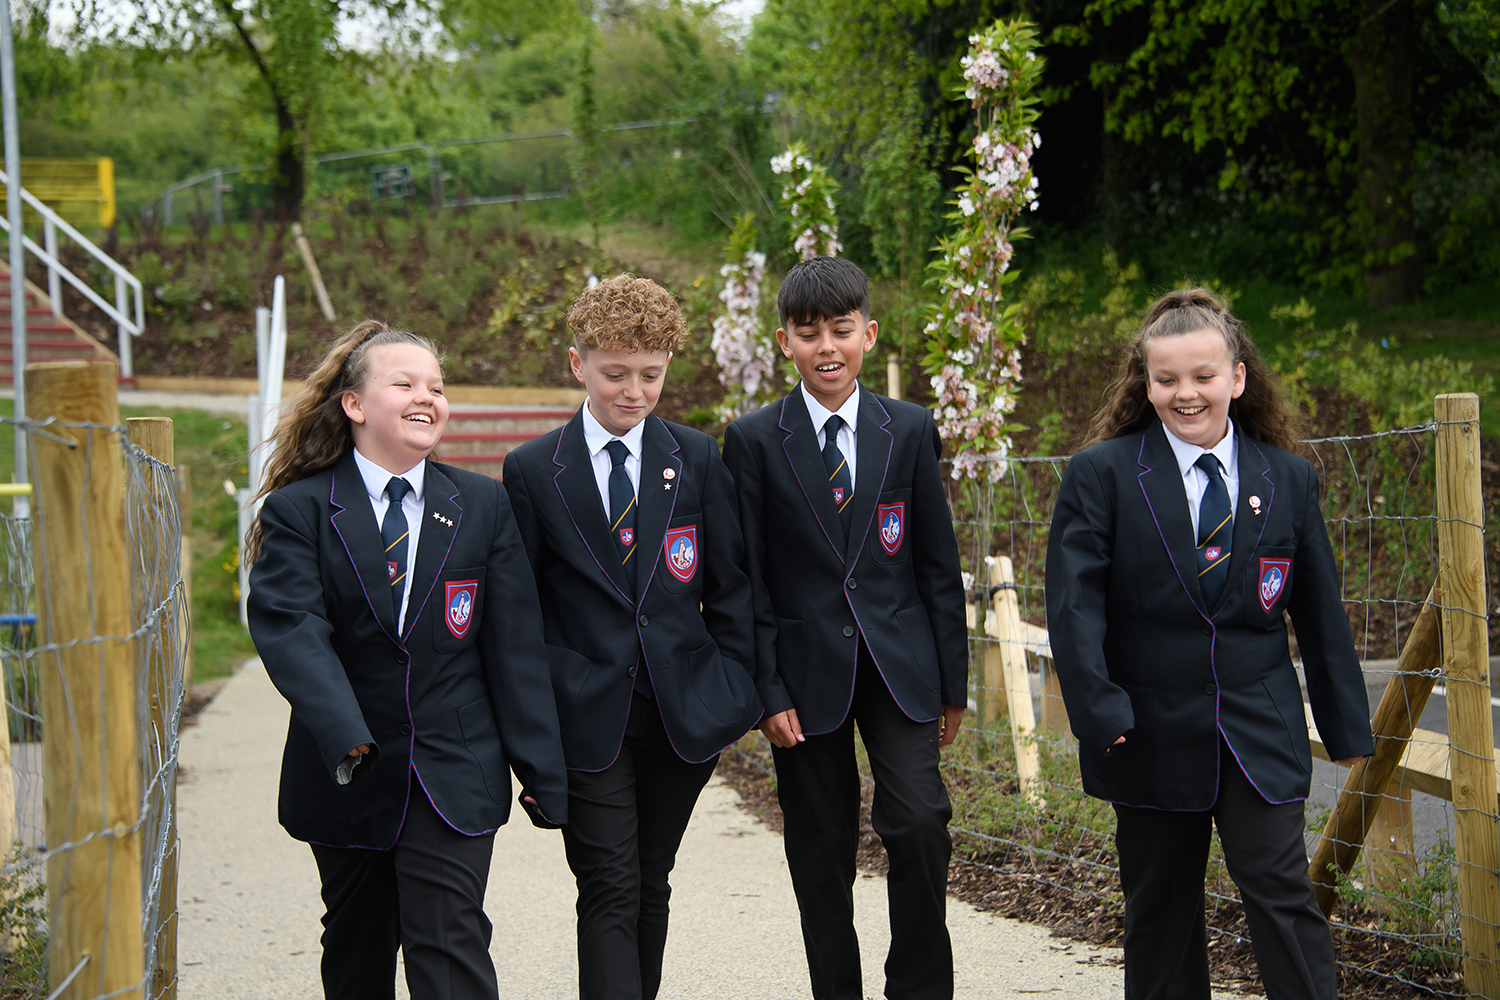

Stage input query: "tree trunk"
[
  {"left": 272, "top": 98, "right": 305, "bottom": 223},
  {"left": 1350, "top": 0, "right": 1421, "bottom": 306}
]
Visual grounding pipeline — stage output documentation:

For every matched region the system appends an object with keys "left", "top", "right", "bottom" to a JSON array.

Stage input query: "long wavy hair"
[
  {"left": 243, "top": 320, "right": 442, "bottom": 566},
  {"left": 1083, "top": 287, "right": 1302, "bottom": 452}
]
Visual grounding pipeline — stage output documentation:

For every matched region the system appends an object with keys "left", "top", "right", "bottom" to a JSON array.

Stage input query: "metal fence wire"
[
  {"left": 736, "top": 418, "right": 1495, "bottom": 997},
  {"left": 0, "top": 414, "right": 187, "bottom": 1000}
]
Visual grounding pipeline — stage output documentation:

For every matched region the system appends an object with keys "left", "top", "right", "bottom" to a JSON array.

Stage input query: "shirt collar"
[
  {"left": 353, "top": 446, "right": 426, "bottom": 502},
  {"left": 1163, "top": 418, "right": 1238, "bottom": 479},
  {"left": 800, "top": 381, "right": 862, "bottom": 436},
  {"left": 581, "top": 401, "right": 646, "bottom": 461}
]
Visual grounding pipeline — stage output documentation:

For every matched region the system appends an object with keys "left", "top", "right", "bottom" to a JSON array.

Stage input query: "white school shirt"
[
  {"left": 1162, "top": 420, "right": 1240, "bottom": 538},
  {"left": 352, "top": 447, "right": 426, "bottom": 635},
  {"left": 800, "top": 382, "right": 861, "bottom": 490},
  {"left": 582, "top": 402, "right": 643, "bottom": 515}
]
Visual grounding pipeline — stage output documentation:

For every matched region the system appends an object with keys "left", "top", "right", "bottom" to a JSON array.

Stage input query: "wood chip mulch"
[{"left": 714, "top": 747, "right": 1465, "bottom": 1000}]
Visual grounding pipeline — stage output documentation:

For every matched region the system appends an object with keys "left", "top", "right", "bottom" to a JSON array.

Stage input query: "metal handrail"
[{"left": 0, "top": 167, "right": 145, "bottom": 376}]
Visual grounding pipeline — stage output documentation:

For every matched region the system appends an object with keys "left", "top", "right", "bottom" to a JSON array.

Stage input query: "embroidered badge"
[
  {"left": 387, "top": 560, "right": 398, "bottom": 579},
  {"left": 445, "top": 580, "right": 478, "bottom": 638},
  {"left": 832, "top": 486, "right": 846, "bottom": 507},
  {"left": 1258, "top": 558, "right": 1291, "bottom": 613},
  {"left": 664, "top": 526, "right": 698, "bottom": 583},
  {"left": 1205, "top": 546, "right": 1222, "bottom": 563},
  {"left": 878, "top": 502, "right": 905, "bottom": 555},
  {"left": 619, "top": 527, "right": 634, "bottom": 547}
]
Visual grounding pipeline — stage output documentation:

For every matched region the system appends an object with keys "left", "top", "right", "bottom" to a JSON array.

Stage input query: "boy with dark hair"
[
  {"left": 723, "top": 255, "right": 969, "bottom": 1000},
  {"left": 503, "top": 274, "right": 763, "bottom": 1000}
]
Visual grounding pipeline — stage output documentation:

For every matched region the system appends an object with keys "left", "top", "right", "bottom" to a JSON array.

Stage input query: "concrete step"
[{"left": 437, "top": 407, "right": 572, "bottom": 477}]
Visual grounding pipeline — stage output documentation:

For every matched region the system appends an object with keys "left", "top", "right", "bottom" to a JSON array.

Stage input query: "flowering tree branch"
[
  {"left": 770, "top": 143, "right": 841, "bottom": 260},
  {"left": 923, "top": 19, "right": 1043, "bottom": 481},
  {"left": 711, "top": 213, "right": 775, "bottom": 421}
]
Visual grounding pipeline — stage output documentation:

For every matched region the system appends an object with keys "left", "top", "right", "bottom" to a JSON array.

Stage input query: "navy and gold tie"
[
  {"left": 606, "top": 440, "right": 637, "bottom": 592},
  {"left": 822, "top": 414, "right": 853, "bottom": 539},
  {"left": 381, "top": 476, "right": 412, "bottom": 613},
  {"left": 1194, "top": 454, "right": 1232, "bottom": 609}
]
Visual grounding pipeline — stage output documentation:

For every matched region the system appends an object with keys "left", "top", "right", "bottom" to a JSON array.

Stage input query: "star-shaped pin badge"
[{"left": 1248, "top": 495, "right": 1262, "bottom": 515}]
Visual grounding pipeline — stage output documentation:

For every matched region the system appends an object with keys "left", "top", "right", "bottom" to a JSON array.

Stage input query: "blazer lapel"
[
  {"left": 403, "top": 461, "right": 462, "bottom": 640},
  {"left": 1136, "top": 422, "right": 1208, "bottom": 614},
  {"left": 779, "top": 388, "right": 847, "bottom": 559},
  {"left": 1216, "top": 425, "right": 1275, "bottom": 617},
  {"left": 844, "top": 387, "right": 893, "bottom": 565},
  {"left": 328, "top": 449, "right": 399, "bottom": 642},
  {"left": 633, "top": 416, "right": 682, "bottom": 602},
  {"left": 552, "top": 410, "right": 634, "bottom": 606}
]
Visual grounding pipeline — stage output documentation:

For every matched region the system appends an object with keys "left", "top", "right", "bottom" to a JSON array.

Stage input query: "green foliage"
[
  {"left": 571, "top": 35, "right": 605, "bottom": 248},
  {"left": 0, "top": 845, "right": 48, "bottom": 996},
  {"left": 860, "top": 107, "right": 941, "bottom": 361},
  {"left": 1335, "top": 832, "right": 1462, "bottom": 969}
]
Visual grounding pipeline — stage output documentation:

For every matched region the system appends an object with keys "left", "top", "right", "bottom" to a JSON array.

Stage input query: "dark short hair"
[{"left": 777, "top": 256, "right": 870, "bottom": 328}]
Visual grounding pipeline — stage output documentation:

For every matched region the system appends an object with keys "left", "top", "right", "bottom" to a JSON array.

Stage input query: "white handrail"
[{"left": 0, "top": 167, "right": 146, "bottom": 377}]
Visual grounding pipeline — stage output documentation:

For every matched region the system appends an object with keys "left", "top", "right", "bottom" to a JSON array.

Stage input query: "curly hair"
[
  {"left": 1084, "top": 287, "right": 1303, "bottom": 452},
  {"left": 243, "top": 320, "right": 442, "bottom": 566},
  {"left": 567, "top": 274, "right": 687, "bottom": 355}
]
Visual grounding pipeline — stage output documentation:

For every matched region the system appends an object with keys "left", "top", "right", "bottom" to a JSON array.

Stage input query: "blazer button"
[
  {"left": 628, "top": 665, "right": 638, "bottom": 677},
  {"left": 1201, "top": 625, "right": 1213, "bottom": 636},
  {"left": 639, "top": 614, "right": 649, "bottom": 626},
  {"left": 843, "top": 626, "right": 854, "bottom": 637},
  {"left": 846, "top": 579, "right": 858, "bottom": 590},
  {"left": 401, "top": 724, "right": 411, "bottom": 735},
  {"left": 1204, "top": 683, "right": 1217, "bottom": 696}
]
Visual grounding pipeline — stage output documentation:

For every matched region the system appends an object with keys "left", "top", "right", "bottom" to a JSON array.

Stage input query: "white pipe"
[
  {"left": 0, "top": 0, "right": 27, "bottom": 494},
  {"left": 264, "top": 275, "right": 288, "bottom": 444},
  {"left": 43, "top": 217, "right": 59, "bottom": 319},
  {"left": 115, "top": 272, "right": 131, "bottom": 379}
]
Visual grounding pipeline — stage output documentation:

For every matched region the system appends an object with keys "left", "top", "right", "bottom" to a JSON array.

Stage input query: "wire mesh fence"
[
  {"left": 0, "top": 405, "right": 187, "bottom": 1000},
  {"left": 733, "top": 405, "right": 1496, "bottom": 996}
]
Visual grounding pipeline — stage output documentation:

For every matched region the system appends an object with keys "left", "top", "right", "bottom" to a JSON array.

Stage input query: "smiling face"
[
  {"left": 1143, "top": 328, "right": 1246, "bottom": 448},
  {"left": 776, "top": 309, "right": 878, "bottom": 411},
  {"left": 342, "top": 342, "right": 449, "bottom": 473},
  {"left": 570, "top": 344, "right": 671, "bottom": 436}
]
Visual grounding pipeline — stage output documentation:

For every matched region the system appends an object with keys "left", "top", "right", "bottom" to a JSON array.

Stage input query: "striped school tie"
[
  {"left": 381, "top": 476, "right": 412, "bottom": 612},
  {"left": 1194, "top": 454, "right": 1232, "bottom": 608},
  {"left": 606, "top": 440, "right": 637, "bottom": 591},
  {"left": 822, "top": 414, "right": 853, "bottom": 539}
]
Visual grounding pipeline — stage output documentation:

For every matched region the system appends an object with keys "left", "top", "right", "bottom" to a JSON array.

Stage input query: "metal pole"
[
  {"left": 211, "top": 170, "right": 224, "bottom": 228},
  {"left": 43, "top": 216, "right": 59, "bottom": 318},
  {"left": 0, "top": 0, "right": 28, "bottom": 501},
  {"left": 116, "top": 272, "right": 131, "bottom": 379}
]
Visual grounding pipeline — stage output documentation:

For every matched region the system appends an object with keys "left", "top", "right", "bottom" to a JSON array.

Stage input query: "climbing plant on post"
[
  {"left": 924, "top": 19, "right": 1043, "bottom": 481},
  {"left": 770, "top": 143, "right": 841, "bottom": 260},
  {"left": 711, "top": 213, "right": 775, "bottom": 420},
  {"left": 571, "top": 33, "right": 604, "bottom": 248}
]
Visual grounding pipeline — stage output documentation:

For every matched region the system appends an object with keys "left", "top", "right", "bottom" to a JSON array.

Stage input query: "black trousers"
[
  {"left": 309, "top": 778, "right": 498, "bottom": 1000},
  {"left": 562, "top": 691, "right": 718, "bottom": 1000},
  {"left": 771, "top": 652, "right": 954, "bottom": 1000},
  {"left": 1113, "top": 743, "right": 1335, "bottom": 1000}
]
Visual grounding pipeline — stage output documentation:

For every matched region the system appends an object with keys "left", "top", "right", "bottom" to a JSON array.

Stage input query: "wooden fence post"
[
  {"left": 979, "top": 590, "right": 1007, "bottom": 728},
  {"left": 177, "top": 464, "right": 193, "bottom": 699},
  {"left": 128, "top": 417, "right": 179, "bottom": 1000},
  {"left": 29, "top": 362, "right": 144, "bottom": 1000},
  {"left": 993, "top": 557, "right": 1042, "bottom": 804},
  {"left": 1308, "top": 582, "right": 1442, "bottom": 914},
  {"left": 1435, "top": 392, "right": 1500, "bottom": 996}
]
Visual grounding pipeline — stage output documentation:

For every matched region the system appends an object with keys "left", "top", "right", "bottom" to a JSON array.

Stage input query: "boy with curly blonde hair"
[{"left": 503, "top": 275, "right": 763, "bottom": 1000}]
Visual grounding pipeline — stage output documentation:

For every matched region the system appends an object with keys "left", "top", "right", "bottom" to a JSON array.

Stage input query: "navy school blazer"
[
  {"left": 247, "top": 449, "right": 569, "bottom": 848},
  {"left": 722, "top": 385, "right": 969, "bottom": 735},
  {"left": 502, "top": 410, "right": 763, "bottom": 772},
  {"left": 1044, "top": 419, "right": 1375, "bottom": 810}
]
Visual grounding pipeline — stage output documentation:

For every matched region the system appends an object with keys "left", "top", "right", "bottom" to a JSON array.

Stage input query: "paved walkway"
[{"left": 177, "top": 663, "right": 1132, "bottom": 999}]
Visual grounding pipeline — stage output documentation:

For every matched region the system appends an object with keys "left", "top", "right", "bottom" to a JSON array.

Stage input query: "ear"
[
  {"left": 861, "top": 319, "right": 879, "bottom": 353},
  {"left": 775, "top": 327, "right": 792, "bottom": 358},
  {"left": 569, "top": 346, "right": 585, "bottom": 384},
  {"left": 341, "top": 389, "right": 366, "bottom": 425},
  {"left": 1230, "top": 361, "right": 1247, "bottom": 399}
]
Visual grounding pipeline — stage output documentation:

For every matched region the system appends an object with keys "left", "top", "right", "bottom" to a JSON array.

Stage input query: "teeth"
[
  {"left": 404, "top": 414, "right": 432, "bottom": 424},
  {"left": 1176, "top": 407, "right": 1205, "bottom": 415},
  {"left": 817, "top": 364, "right": 841, "bottom": 372}
]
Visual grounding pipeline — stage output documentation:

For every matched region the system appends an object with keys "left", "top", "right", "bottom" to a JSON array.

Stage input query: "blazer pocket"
[
  {"left": 1263, "top": 676, "right": 1313, "bottom": 775},
  {"left": 1242, "top": 546, "right": 1294, "bottom": 628},
  {"left": 432, "top": 567, "right": 486, "bottom": 652},
  {"left": 774, "top": 617, "right": 807, "bottom": 697},
  {"left": 870, "top": 488, "right": 913, "bottom": 564},
  {"left": 895, "top": 604, "right": 941, "bottom": 692},
  {"left": 687, "top": 641, "right": 755, "bottom": 725},
  {"left": 456, "top": 697, "right": 507, "bottom": 804},
  {"left": 545, "top": 643, "right": 594, "bottom": 705},
  {"left": 656, "top": 514, "right": 703, "bottom": 594}
]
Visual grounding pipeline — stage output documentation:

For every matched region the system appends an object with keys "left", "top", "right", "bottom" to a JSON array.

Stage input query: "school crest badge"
[
  {"left": 445, "top": 580, "right": 478, "bottom": 639},
  {"left": 1258, "top": 558, "right": 1290, "bottom": 613},
  {"left": 664, "top": 527, "right": 698, "bottom": 583},
  {"left": 878, "top": 502, "right": 905, "bottom": 555},
  {"left": 1205, "top": 546, "right": 1222, "bottom": 563},
  {"left": 832, "top": 486, "right": 846, "bottom": 507},
  {"left": 387, "top": 561, "right": 398, "bottom": 579},
  {"left": 619, "top": 527, "right": 634, "bottom": 547}
]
